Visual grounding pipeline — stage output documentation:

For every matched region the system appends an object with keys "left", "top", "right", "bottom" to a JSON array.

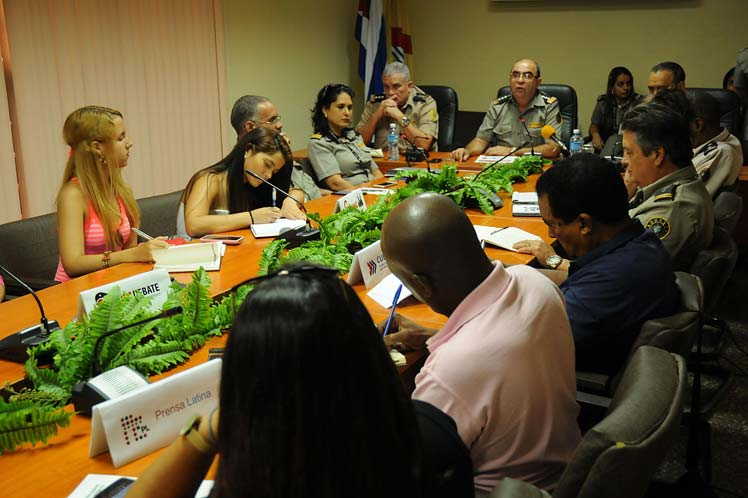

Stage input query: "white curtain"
[
  {"left": 3, "top": 0, "right": 227, "bottom": 218},
  {"left": 0, "top": 53, "right": 21, "bottom": 224}
]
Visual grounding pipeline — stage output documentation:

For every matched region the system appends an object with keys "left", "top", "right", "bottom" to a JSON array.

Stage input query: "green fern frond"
[
  {"left": 110, "top": 340, "right": 189, "bottom": 375},
  {"left": 259, "top": 240, "right": 288, "bottom": 275},
  {"left": 0, "top": 399, "right": 72, "bottom": 454}
]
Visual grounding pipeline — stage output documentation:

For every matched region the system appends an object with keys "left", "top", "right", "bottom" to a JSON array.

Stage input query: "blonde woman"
[{"left": 55, "top": 106, "right": 168, "bottom": 282}]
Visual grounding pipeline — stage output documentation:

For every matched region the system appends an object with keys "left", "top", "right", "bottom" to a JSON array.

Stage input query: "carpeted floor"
[{"left": 649, "top": 250, "right": 748, "bottom": 498}]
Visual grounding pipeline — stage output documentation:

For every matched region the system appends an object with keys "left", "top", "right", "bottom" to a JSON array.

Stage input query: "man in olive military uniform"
[
  {"left": 356, "top": 62, "right": 439, "bottom": 152},
  {"left": 622, "top": 103, "right": 713, "bottom": 271},
  {"left": 452, "top": 59, "right": 562, "bottom": 161}
]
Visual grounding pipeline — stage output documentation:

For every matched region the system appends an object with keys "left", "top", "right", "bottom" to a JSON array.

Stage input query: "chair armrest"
[
  {"left": 486, "top": 478, "right": 551, "bottom": 498},
  {"left": 576, "top": 370, "right": 610, "bottom": 394},
  {"left": 4, "top": 278, "right": 59, "bottom": 297}
]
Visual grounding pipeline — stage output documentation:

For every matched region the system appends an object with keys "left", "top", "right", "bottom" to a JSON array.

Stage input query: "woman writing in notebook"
[
  {"left": 55, "top": 106, "right": 169, "bottom": 282},
  {"left": 179, "top": 127, "right": 306, "bottom": 238}
]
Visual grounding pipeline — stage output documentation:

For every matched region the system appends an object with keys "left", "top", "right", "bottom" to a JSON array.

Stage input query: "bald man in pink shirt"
[{"left": 382, "top": 193, "right": 580, "bottom": 494}]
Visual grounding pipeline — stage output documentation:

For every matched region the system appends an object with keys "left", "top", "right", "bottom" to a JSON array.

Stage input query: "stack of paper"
[
  {"left": 153, "top": 242, "right": 225, "bottom": 272},
  {"left": 511, "top": 191, "right": 541, "bottom": 217},
  {"left": 475, "top": 155, "right": 519, "bottom": 164},
  {"left": 473, "top": 225, "right": 541, "bottom": 252},
  {"left": 250, "top": 219, "right": 307, "bottom": 238}
]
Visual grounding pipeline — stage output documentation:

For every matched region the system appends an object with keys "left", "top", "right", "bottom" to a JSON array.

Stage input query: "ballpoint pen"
[
  {"left": 382, "top": 284, "right": 403, "bottom": 337},
  {"left": 131, "top": 227, "right": 154, "bottom": 241}
]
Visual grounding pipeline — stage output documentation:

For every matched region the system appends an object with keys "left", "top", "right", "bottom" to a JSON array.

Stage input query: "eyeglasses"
[
  {"left": 257, "top": 115, "right": 282, "bottom": 125},
  {"left": 510, "top": 71, "right": 538, "bottom": 81}
]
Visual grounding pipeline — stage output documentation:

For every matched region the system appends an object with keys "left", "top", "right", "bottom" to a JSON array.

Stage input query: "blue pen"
[{"left": 382, "top": 283, "right": 403, "bottom": 337}]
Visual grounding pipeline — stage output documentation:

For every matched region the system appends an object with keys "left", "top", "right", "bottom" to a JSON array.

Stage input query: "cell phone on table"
[
  {"left": 199, "top": 234, "right": 244, "bottom": 245},
  {"left": 377, "top": 181, "right": 397, "bottom": 188},
  {"left": 94, "top": 478, "right": 135, "bottom": 498}
]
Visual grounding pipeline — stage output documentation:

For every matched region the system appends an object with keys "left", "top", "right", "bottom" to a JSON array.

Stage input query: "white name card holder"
[
  {"left": 334, "top": 189, "right": 367, "bottom": 213},
  {"left": 90, "top": 359, "right": 221, "bottom": 467},
  {"left": 78, "top": 269, "right": 172, "bottom": 316},
  {"left": 346, "top": 239, "right": 390, "bottom": 289}
]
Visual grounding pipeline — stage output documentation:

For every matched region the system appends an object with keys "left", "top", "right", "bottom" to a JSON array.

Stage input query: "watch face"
[{"left": 546, "top": 255, "right": 562, "bottom": 268}]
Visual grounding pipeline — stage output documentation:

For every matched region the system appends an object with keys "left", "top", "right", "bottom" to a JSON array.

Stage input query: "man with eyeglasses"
[
  {"left": 515, "top": 153, "right": 679, "bottom": 377},
  {"left": 452, "top": 59, "right": 562, "bottom": 161},
  {"left": 230, "top": 95, "right": 321, "bottom": 202}
]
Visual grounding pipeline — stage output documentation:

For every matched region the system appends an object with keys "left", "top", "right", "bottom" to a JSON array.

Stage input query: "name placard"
[
  {"left": 346, "top": 239, "right": 390, "bottom": 289},
  {"left": 334, "top": 189, "right": 367, "bottom": 213},
  {"left": 90, "top": 359, "right": 221, "bottom": 468},
  {"left": 78, "top": 269, "right": 172, "bottom": 316}
]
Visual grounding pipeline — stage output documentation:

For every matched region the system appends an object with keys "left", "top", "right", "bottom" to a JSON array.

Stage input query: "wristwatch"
[
  {"left": 399, "top": 116, "right": 410, "bottom": 128},
  {"left": 545, "top": 254, "right": 563, "bottom": 269},
  {"left": 180, "top": 414, "right": 215, "bottom": 454}
]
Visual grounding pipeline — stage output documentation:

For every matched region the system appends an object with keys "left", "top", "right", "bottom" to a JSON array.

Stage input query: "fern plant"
[{"left": 0, "top": 398, "right": 72, "bottom": 454}]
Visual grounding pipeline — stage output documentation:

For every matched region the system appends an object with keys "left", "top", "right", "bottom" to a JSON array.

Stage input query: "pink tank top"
[{"left": 55, "top": 181, "right": 133, "bottom": 282}]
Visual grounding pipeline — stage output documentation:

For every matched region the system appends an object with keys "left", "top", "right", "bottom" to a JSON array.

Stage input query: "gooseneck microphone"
[
  {"left": 519, "top": 118, "right": 536, "bottom": 156},
  {"left": 473, "top": 142, "right": 528, "bottom": 181},
  {"left": 541, "top": 125, "right": 571, "bottom": 157},
  {"left": 0, "top": 263, "right": 60, "bottom": 363},
  {"left": 244, "top": 170, "right": 306, "bottom": 211}
]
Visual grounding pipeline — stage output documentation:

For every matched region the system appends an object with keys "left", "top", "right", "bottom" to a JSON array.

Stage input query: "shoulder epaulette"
[
  {"left": 493, "top": 94, "right": 512, "bottom": 105},
  {"left": 310, "top": 133, "right": 323, "bottom": 140},
  {"left": 413, "top": 92, "right": 428, "bottom": 103},
  {"left": 653, "top": 183, "right": 678, "bottom": 202},
  {"left": 698, "top": 141, "right": 719, "bottom": 156},
  {"left": 541, "top": 94, "right": 557, "bottom": 104}
]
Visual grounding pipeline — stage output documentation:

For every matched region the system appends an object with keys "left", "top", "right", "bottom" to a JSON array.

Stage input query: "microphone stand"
[
  {"left": 519, "top": 118, "right": 536, "bottom": 156},
  {"left": 400, "top": 132, "right": 434, "bottom": 173},
  {"left": 473, "top": 143, "right": 526, "bottom": 181},
  {"left": 0, "top": 263, "right": 60, "bottom": 363}
]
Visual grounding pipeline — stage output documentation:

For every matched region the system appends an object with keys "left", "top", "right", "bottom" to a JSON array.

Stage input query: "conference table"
[{"left": 0, "top": 152, "right": 549, "bottom": 497}]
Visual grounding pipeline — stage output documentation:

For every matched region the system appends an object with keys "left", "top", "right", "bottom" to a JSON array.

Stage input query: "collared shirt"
[
  {"left": 561, "top": 221, "right": 680, "bottom": 376},
  {"left": 412, "top": 262, "right": 580, "bottom": 493},
  {"left": 692, "top": 128, "right": 743, "bottom": 197},
  {"left": 307, "top": 130, "right": 376, "bottom": 186},
  {"left": 629, "top": 165, "right": 714, "bottom": 271},
  {"left": 356, "top": 86, "right": 439, "bottom": 151},
  {"left": 590, "top": 93, "right": 644, "bottom": 142},
  {"left": 476, "top": 92, "right": 562, "bottom": 148}
]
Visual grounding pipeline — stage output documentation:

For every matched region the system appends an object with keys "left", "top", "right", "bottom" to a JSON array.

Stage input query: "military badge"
[{"left": 645, "top": 217, "right": 671, "bottom": 239}]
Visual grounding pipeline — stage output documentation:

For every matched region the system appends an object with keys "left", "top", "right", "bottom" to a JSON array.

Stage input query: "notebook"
[
  {"left": 250, "top": 219, "right": 307, "bottom": 238},
  {"left": 473, "top": 225, "right": 541, "bottom": 252},
  {"left": 152, "top": 242, "right": 225, "bottom": 272}
]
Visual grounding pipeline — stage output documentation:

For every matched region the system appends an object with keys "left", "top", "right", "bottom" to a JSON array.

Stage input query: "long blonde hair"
[{"left": 57, "top": 106, "right": 140, "bottom": 250}]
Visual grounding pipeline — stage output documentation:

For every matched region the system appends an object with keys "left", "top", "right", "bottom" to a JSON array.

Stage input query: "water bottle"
[
  {"left": 387, "top": 123, "right": 399, "bottom": 161},
  {"left": 569, "top": 129, "right": 583, "bottom": 155}
]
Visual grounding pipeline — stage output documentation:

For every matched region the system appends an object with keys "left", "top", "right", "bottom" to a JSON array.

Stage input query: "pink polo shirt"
[{"left": 412, "top": 262, "right": 581, "bottom": 493}]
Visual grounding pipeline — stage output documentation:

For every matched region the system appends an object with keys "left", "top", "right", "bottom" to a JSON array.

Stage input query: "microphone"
[
  {"left": 0, "top": 263, "right": 60, "bottom": 363},
  {"left": 541, "top": 125, "right": 570, "bottom": 157},
  {"left": 244, "top": 169, "right": 321, "bottom": 248},
  {"left": 519, "top": 118, "right": 536, "bottom": 156},
  {"left": 473, "top": 143, "right": 527, "bottom": 181},
  {"left": 399, "top": 132, "right": 432, "bottom": 171},
  {"left": 71, "top": 306, "right": 184, "bottom": 416}
]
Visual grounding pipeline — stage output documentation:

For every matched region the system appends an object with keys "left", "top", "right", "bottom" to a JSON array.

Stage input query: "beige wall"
[
  {"left": 222, "top": 0, "right": 362, "bottom": 151},
  {"left": 407, "top": 0, "right": 746, "bottom": 134}
]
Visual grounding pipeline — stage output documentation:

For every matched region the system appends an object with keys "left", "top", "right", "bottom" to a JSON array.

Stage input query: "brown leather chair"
[{"left": 488, "top": 346, "right": 686, "bottom": 498}]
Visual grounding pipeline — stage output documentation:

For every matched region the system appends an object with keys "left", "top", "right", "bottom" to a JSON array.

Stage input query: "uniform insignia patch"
[
  {"left": 544, "top": 95, "right": 557, "bottom": 104},
  {"left": 310, "top": 133, "right": 322, "bottom": 139},
  {"left": 645, "top": 217, "right": 671, "bottom": 239},
  {"left": 528, "top": 122, "right": 542, "bottom": 128},
  {"left": 495, "top": 94, "right": 511, "bottom": 105},
  {"left": 431, "top": 109, "right": 438, "bottom": 121},
  {"left": 699, "top": 141, "right": 718, "bottom": 156},
  {"left": 654, "top": 193, "right": 673, "bottom": 202}
]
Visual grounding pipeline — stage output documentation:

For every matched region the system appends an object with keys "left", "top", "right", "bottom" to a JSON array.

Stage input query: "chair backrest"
[
  {"left": 629, "top": 271, "right": 703, "bottom": 360},
  {"left": 419, "top": 85, "right": 459, "bottom": 151},
  {"left": 452, "top": 110, "right": 486, "bottom": 149},
  {"left": 0, "top": 212, "right": 60, "bottom": 291},
  {"left": 497, "top": 84, "right": 578, "bottom": 143},
  {"left": 137, "top": 190, "right": 183, "bottom": 237},
  {"left": 686, "top": 87, "right": 742, "bottom": 136},
  {"left": 713, "top": 190, "right": 743, "bottom": 235},
  {"left": 688, "top": 225, "right": 739, "bottom": 315},
  {"left": 555, "top": 346, "right": 686, "bottom": 498}
]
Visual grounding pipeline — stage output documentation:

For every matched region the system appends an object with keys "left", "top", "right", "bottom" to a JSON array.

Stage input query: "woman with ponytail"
[{"left": 55, "top": 106, "right": 168, "bottom": 282}]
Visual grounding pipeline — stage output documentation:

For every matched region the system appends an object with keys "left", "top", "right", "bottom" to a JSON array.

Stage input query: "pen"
[
  {"left": 481, "top": 239, "right": 486, "bottom": 250},
  {"left": 272, "top": 188, "right": 277, "bottom": 206},
  {"left": 382, "top": 284, "right": 403, "bottom": 337},
  {"left": 131, "top": 227, "right": 154, "bottom": 241}
]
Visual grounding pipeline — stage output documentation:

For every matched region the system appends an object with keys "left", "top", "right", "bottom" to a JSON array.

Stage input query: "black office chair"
[
  {"left": 497, "top": 84, "right": 578, "bottom": 143},
  {"left": 686, "top": 88, "right": 743, "bottom": 136},
  {"left": 713, "top": 190, "right": 743, "bottom": 235},
  {"left": 0, "top": 213, "right": 60, "bottom": 295},
  {"left": 137, "top": 190, "right": 183, "bottom": 237},
  {"left": 453, "top": 110, "right": 487, "bottom": 149},
  {"left": 419, "top": 85, "right": 459, "bottom": 151}
]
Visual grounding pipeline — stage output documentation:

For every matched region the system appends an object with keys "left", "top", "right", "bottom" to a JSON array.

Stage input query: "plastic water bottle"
[
  {"left": 569, "top": 129, "right": 583, "bottom": 155},
  {"left": 387, "top": 123, "right": 399, "bottom": 161}
]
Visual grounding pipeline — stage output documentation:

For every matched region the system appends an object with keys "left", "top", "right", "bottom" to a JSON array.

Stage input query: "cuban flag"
[{"left": 355, "top": 0, "right": 387, "bottom": 100}]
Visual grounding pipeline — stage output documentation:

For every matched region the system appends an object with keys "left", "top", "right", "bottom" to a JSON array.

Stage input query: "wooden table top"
[{"left": 0, "top": 167, "right": 548, "bottom": 497}]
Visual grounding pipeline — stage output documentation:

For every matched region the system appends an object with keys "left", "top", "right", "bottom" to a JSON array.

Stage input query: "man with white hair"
[{"left": 356, "top": 62, "right": 439, "bottom": 151}]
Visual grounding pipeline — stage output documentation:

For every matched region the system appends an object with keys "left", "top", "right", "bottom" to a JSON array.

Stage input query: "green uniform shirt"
[
  {"left": 476, "top": 92, "right": 562, "bottom": 148},
  {"left": 628, "top": 165, "right": 714, "bottom": 271},
  {"left": 356, "top": 86, "right": 439, "bottom": 151},
  {"left": 308, "top": 130, "right": 376, "bottom": 187}
]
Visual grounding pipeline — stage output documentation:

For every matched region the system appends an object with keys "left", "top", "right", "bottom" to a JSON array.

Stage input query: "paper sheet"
[
  {"left": 153, "top": 242, "right": 225, "bottom": 272},
  {"left": 367, "top": 273, "right": 413, "bottom": 308},
  {"left": 68, "top": 474, "right": 214, "bottom": 498},
  {"left": 474, "top": 155, "right": 519, "bottom": 164},
  {"left": 474, "top": 225, "right": 541, "bottom": 252},
  {"left": 250, "top": 219, "right": 307, "bottom": 238},
  {"left": 511, "top": 191, "right": 539, "bottom": 204}
]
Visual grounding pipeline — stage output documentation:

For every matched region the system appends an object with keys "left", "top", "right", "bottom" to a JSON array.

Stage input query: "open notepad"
[
  {"left": 250, "top": 219, "right": 307, "bottom": 238},
  {"left": 511, "top": 191, "right": 541, "bottom": 217},
  {"left": 474, "top": 225, "right": 541, "bottom": 252},
  {"left": 153, "top": 242, "right": 225, "bottom": 272}
]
